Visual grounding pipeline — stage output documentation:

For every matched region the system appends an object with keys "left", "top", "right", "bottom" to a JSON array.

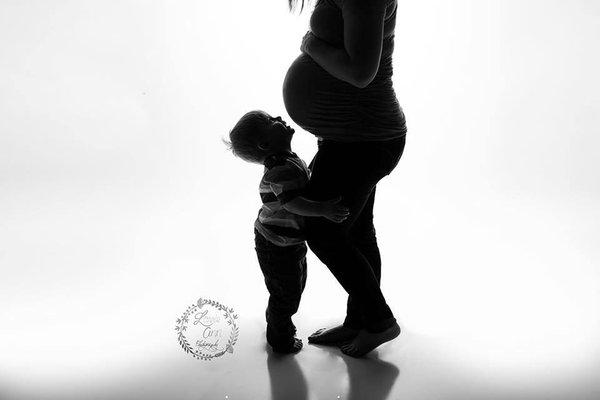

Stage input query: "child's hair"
[{"left": 223, "top": 111, "right": 269, "bottom": 164}]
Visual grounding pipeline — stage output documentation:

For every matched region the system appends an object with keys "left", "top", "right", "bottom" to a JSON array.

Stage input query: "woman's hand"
[
  {"left": 300, "top": 30, "right": 316, "bottom": 54},
  {"left": 298, "top": 0, "right": 387, "bottom": 88}
]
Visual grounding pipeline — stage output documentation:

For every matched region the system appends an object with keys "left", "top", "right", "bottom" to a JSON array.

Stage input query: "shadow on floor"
[
  {"left": 266, "top": 345, "right": 309, "bottom": 400},
  {"left": 266, "top": 343, "right": 399, "bottom": 400}
]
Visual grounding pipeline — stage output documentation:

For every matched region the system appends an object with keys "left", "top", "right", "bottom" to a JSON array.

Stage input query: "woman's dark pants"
[
  {"left": 254, "top": 228, "right": 308, "bottom": 348},
  {"left": 305, "top": 135, "right": 406, "bottom": 333}
]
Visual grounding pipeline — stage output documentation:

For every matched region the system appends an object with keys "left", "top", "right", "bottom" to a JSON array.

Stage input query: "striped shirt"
[{"left": 254, "top": 151, "right": 311, "bottom": 247}]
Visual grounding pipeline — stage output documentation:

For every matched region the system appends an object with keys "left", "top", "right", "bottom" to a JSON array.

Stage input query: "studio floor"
[{"left": 1, "top": 182, "right": 599, "bottom": 400}]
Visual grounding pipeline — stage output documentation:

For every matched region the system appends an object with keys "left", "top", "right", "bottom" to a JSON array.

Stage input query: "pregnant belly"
[
  {"left": 283, "top": 53, "right": 361, "bottom": 132},
  {"left": 283, "top": 53, "right": 326, "bottom": 129},
  {"left": 283, "top": 52, "right": 406, "bottom": 141}
]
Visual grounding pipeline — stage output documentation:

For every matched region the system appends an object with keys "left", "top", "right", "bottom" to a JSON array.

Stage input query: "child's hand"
[{"left": 319, "top": 196, "right": 350, "bottom": 223}]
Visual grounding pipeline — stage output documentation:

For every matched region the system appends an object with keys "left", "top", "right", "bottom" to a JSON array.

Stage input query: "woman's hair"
[
  {"left": 288, "top": 0, "right": 309, "bottom": 13},
  {"left": 223, "top": 111, "right": 269, "bottom": 164}
]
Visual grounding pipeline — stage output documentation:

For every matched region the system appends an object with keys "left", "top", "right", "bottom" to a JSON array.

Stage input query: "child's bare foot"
[
  {"left": 308, "top": 324, "right": 359, "bottom": 346},
  {"left": 272, "top": 338, "right": 303, "bottom": 354},
  {"left": 340, "top": 322, "right": 400, "bottom": 357}
]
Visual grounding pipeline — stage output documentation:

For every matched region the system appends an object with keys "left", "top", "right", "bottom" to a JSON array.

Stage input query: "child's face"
[{"left": 257, "top": 111, "right": 295, "bottom": 153}]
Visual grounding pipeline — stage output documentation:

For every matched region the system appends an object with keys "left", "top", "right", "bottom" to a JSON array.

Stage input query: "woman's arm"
[{"left": 301, "top": 0, "right": 387, "bottom": 88}]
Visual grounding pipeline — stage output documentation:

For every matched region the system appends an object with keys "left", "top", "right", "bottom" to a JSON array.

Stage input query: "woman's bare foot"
[
  {"left": 340, "top": 322, "right": 401, "bottom": 357},
  {"left": 308, "top": 324, "right": 359, "bottom": 346}
]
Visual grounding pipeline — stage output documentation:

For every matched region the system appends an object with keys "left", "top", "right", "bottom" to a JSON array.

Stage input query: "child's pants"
[{"left": 254, "top": 228, "right": 307, "bottom": 348}]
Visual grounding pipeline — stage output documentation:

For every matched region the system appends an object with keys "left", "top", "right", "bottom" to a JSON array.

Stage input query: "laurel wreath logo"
[{"left": 175, "top": 297, "right": 239, "bottom": 361}]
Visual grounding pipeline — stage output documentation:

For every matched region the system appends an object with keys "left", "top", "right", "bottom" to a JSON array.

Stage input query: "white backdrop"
[{"left": 1, "top": 1, "right": 599, "bottom": 399}]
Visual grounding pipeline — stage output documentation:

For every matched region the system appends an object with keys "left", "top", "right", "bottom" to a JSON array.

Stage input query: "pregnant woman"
[{"left": 283, "top": 0, "right": 408, "bottom": 357}]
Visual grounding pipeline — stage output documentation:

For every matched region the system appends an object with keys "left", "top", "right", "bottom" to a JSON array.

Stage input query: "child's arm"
[{"left": 282, "top": 196, "right": 349, "bottom": 223}]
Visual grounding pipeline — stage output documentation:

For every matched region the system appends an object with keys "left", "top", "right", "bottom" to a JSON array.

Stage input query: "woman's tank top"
[{"left": 283, "top": 0, "right": 407, "bottom": 142}]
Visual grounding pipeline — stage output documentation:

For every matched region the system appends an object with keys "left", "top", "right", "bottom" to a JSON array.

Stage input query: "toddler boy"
[{"left": 225, "top": 110, "right": 348, "bottom": 353}]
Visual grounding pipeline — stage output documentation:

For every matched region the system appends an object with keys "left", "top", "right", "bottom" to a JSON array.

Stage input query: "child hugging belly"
[{"left": 223, "top": 109, "right": 349, "bottom": 354}]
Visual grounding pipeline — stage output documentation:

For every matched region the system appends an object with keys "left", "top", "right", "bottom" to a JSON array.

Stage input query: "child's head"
[{"left": 224, "top": 110, "right": 295, "bottom": 164}]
